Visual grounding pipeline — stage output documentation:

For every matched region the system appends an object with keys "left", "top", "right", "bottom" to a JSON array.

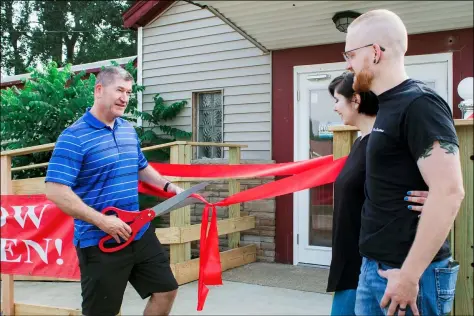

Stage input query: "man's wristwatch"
[{"left": 164, "top": 182, "right": 171, "bottom": 192}]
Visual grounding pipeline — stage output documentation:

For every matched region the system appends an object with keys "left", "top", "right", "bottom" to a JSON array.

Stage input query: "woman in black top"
[{"left": 326, "top": 72, "right": 428, "bottom": 316}]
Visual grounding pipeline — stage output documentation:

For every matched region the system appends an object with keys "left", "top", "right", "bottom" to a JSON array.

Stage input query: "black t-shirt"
[
  {"left": 360, "top": 79, "right": 459, "bottom": 267},
  {"left": 327, "top": 135, "right": 368, "bottom": 292}
]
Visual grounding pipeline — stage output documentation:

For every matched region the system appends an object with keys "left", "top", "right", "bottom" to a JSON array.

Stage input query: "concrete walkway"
[
  {"left": 8, "top": 279, "right": 333, "bottom": 315},
  {"left": 4, "top": 263, "right": 333, "bottom": 315}
]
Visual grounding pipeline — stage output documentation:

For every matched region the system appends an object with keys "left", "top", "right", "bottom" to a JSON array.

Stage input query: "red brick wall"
[{"left": 272, "top": 28, "right": 473, "bottom": 263}]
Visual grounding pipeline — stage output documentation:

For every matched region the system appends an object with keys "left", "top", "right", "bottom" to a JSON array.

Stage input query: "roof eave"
[{"left": 122, "top": 0, "right": 176, "bottom": 30}]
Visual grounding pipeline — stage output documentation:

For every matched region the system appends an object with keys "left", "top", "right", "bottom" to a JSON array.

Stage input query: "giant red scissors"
[{"left": 98, "top": 181, "right": 209, "bottom": 253}]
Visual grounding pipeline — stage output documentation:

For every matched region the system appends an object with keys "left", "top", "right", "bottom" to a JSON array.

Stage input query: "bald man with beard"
[{"left": 343, "top": 9, "right": 464, "bottom": 316}]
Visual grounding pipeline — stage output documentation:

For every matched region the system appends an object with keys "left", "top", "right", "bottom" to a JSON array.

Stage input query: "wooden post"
[
  {"left": 330, "top": 126, "right": 359, "bottom": 159},
  {"left": 327, "top": 126, "right": 357, "bottom": 299},
  {"left": 169, "top": 142, "right": 192, "bottom": 263},
  {"left": 1, "top": 155, "right": 15, "bottom": 316},
  {"left": 228, "top": 147, "right": 241, "bottom": 248},
  {"left": 453, "top": 120, "right": 473, "bottom": 316}
]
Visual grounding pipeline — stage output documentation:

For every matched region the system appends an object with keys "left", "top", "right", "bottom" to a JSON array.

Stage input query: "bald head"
[{"left": 346, "top": 9, "right": 408, "bottom": 58}]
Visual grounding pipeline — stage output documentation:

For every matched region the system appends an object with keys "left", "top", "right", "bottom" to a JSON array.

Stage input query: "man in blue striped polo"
[{"left": 45, "top": 66, "right": 183, "bottom": 316}]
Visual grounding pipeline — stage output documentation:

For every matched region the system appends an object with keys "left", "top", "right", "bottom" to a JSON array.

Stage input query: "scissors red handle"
[{"left": 98, "top": 206, "right": 155, "bottom": 253}]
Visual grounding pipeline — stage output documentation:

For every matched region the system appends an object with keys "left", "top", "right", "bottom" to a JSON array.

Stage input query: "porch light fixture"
[
  {"left": 457, "top": 77, "right": 473, "bottom": 119},
  {"left": 332, "top": 11, "right": 361, "bottom": 33}
]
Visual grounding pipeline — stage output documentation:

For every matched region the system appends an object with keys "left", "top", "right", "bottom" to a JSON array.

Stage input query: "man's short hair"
[
  {"left": 96, "top": 66, "right": 134, "bottom": 87},
  {"left": 348, "top": 9, "right": 408, "bottom": 56}
]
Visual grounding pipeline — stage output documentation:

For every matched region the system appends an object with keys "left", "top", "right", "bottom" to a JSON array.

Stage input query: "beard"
[{"left": 352, "top": 63, "right": 374, "bottom": 93}]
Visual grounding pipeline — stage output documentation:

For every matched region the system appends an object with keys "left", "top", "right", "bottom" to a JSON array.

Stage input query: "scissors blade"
[
  {"left": 150, "top": 181, "right": 209, "bottom": 217},
  {"left": 165, "top": 195, "right": 205, "bottom": 213}
]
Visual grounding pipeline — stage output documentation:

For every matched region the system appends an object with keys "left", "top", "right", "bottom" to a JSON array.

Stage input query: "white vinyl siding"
[{"left": 142, "top": 1, "right": 271, "bottom": 160}]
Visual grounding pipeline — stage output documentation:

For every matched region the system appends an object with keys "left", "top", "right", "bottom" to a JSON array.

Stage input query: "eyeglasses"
[{"left": 342, "top": 44, "right": 385, "bottom": 61}]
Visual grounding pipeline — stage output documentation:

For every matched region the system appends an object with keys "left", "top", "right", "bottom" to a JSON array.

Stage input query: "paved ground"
[
  {"left": 4, "top": 263, "right": 334, "bottom": 315},
  {"left": 222, "top": 262, "right": 330, "bottom": 293}
]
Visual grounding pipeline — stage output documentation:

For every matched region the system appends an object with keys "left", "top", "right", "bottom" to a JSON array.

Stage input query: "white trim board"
[
  {"left": 137, "top": 27, "right": 144, "bottom": 127},
  {"left": 293, "top": 52, "right": 454, "bottom": 109},
  {"left": 1, "top": 56, "right": 137, "bottom": 84}
]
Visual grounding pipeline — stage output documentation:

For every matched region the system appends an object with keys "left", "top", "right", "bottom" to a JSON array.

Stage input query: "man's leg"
[
  {"left": 355, "top": 257, "right": 386, "bottom": 316},
  {"left": 129, "top": 225, "right": 179, "bottom": 316},
  {"left": 76, "top": 244, "right": 134, "bottom": 316},
  {"left": 417, "top": 257, "right": 459, "bottom": 316},
  {"left": 143, "top": 290, "right": 177, "bottom": 316}
]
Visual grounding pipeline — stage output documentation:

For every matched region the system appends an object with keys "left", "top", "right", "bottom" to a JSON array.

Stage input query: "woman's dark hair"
[{"left": 328, "top": 71, "right": 379, "bottom": 116}]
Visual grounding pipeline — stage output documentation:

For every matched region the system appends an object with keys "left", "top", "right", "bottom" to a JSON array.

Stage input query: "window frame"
[{"left": 192, "top": 89, "right": 224, "bottom": 159}]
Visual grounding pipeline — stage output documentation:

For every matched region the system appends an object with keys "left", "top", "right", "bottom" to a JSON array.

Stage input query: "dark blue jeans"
[{"left": 355, "top": 257, "right": 459, "bottom": 315}]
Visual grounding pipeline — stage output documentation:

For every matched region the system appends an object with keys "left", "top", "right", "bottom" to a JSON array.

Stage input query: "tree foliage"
[
  {"left": 0, "top": 0, "right": 136, "bottom": 75},
  {"left": 135, "top": 95, "right": 189, "bottom": 146},
  {"left": 1, "top": 61, "right": 191, "bottom": 180}
]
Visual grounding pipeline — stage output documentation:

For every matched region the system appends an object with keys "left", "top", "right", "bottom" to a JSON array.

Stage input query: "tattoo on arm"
[
  {"left": 419, "top": 140, "right": 458, "bottom": 159},
  {"left": 439, "top": 140, "right": 458, "bottom": 155},
  {"left": 420, "top": 144, "right": 434, "bottom": 159}
]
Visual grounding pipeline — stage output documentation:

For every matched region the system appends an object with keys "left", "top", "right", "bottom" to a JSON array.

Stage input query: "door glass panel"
[
  {"left": 308, "top": 87, "right": 342, "bottom": 247},
  {"left": 424, "top": 81, "right": 436, "bottom": 90},
  {"left": 405, "top": 62, "right": 448, "bottom": 103}
]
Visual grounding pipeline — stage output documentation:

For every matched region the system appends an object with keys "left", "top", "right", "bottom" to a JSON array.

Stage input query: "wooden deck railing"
[{"left": 0, "top": 140, "right": 256, "bottom": 315}]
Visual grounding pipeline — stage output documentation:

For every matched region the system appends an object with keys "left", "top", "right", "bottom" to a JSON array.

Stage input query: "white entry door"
[{"left": 293, "top": 53, "right": 452, "bottom": 266}]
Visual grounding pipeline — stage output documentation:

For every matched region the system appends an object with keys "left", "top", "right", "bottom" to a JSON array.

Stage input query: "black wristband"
[{"left": 163, "top": 182, "right": 171, "bottom": 192}]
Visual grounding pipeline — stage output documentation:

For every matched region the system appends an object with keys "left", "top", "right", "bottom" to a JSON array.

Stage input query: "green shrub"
[{"left": 1, "top": 60, "right": 191, "bottom": 180}]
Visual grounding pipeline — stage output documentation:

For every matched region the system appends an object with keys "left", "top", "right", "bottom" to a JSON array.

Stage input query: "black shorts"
[{"left": 75, "top": 225, "right": 178, "bottom": 316}]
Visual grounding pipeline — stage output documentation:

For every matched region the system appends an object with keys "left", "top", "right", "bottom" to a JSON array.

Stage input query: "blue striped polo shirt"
[{"left": 45, "top": 108, "right": 150, "bottom": 248}]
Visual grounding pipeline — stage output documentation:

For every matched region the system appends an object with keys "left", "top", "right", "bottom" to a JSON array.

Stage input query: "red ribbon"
[
  {"left": 197, "top": 204, "right": 221, "bottom": 310},
  {"left": 138, "top": 155, "right": 348, "bottom": 311},
  {"left": 147, "top": 154, "right": 335, "bottom": 178}
]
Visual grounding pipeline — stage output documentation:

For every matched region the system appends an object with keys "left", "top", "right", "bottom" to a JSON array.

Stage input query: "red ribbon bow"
[{"left": 138, "top": 154, "right": 348, "bottom": 311}]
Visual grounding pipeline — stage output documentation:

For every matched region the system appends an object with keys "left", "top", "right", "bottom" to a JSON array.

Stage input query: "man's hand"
[
  {"left": 139, "top": 165, "right": 185, "bottom": 195},
  {"left": 97, "top": 215, "right": 132, "bottom": 244},
  {"left": 378, "top": 268, "right": 420, "bottom": 316},
  {"left": 168, "top": 183, "right": 184, "bottom": 195}
]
